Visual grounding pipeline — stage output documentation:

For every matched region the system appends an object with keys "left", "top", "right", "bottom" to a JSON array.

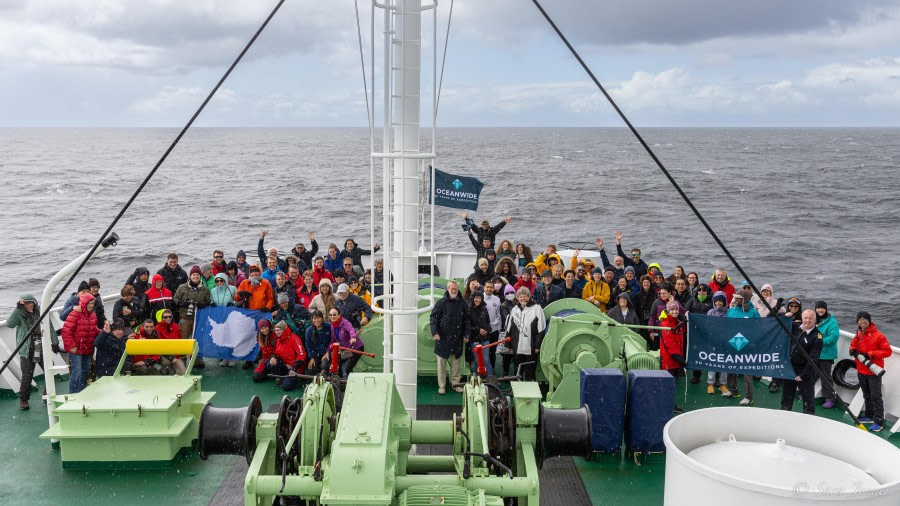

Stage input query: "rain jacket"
[
  {"left": 145, "top": 274, "right": 174, "bottom": 319},
  {"left": 816, "top": 313, "right": 840, "bottom": 360},
  {"left": 61, "top": 293, "right": 98, "bottom": 355},
  {"left": 706, "top": 291, "right": 729, "bottom": 317},
  {"left": 660, "top": 313, "right": 686, "bottom": 371},
  {"left": 708, "top": 276, "right": 736, "bottom": 306},
  {"left": 582, "top": 279, "right": 611, "bottom": 313},
  {"left": 304, "top": 324, "right": 333, "bottom": 361},
  {"left": 235, "top": 278, "right": 275, "bottom": 311},
  {"left": 94, "top": 330, "right": 127, "bottom": 378},
  {"left": 253, "top": 330, "right": 277, "bottom": 374},
  {"left": 430, "top": 291, "right": 470, "bottom": 359},
  {"left": 209, "top": 273, "right": 237, "bottom": 306},
  {"left": 5, "top": 294, "right": 57, "bottom": 359},
  {"left": 850, "top": 323, "right": 892, "bottom": 376},
  {"left": 533, "top": 253, "right": 562, "bottom": 276},
  {"left": 296, "top": 284, "right": 318, "bottom": 309},
  {"left": 274, "top": 329, "right": 307, "bottom": 369}
]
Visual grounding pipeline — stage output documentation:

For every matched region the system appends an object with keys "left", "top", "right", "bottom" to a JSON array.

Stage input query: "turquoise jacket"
[
  {"left": 726, "top": 306, "right": 760, "bottom": 319},
  {"left": 816, "top": 314, "right": 840, "bottom": 360}
]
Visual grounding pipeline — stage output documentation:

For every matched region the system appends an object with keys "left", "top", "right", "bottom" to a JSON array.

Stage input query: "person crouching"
[{"left": 256, "top": 320, "right": 307, "bottom": 391}]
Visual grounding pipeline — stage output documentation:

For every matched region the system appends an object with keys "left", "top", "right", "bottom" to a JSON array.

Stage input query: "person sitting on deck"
[
  {"left": 131, "top": 319, "right": 167, "bottom": 376},
  {"left": 250, "top": 320, "right": 276, "bottom": 380},
  {"left": 257, "top": 320, "right": 307, "bottom": 391},
  {"left": 303, "top": 310, "right": 333, "bottom": 376},
  {"left": 323, "top": 309, "right": 364, "bottom": 378},
  {"left": 154, "top": 308, "right": 187, "bottom": 374}
]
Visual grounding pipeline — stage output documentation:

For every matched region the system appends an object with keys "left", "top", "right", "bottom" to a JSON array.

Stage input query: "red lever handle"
[
  {"left": 329, "top": 342, "right": 341, "bottom": 374},
  {"left": 339, "top": 346, "right": 376, "bottom": 358}
]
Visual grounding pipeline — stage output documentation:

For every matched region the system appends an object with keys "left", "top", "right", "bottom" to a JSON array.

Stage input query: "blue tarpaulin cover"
[
  {"left": 625, "top": 369, "right": 674, "bottom": 455},
  {"left": 581, "top": 368, "right": 626, "bottom": 453}
]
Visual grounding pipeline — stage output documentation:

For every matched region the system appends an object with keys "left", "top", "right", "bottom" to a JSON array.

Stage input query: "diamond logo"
[
  {"left": 452, "top": 179, "right": 463, "bottom": 190},
  {"left": 729, "top": 333, "right": 749, "bottom": 352}
]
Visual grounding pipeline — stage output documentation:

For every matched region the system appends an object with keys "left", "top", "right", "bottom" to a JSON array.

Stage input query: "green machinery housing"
[
  {"left": 355, "top": 278, "right": 659, "bottom": 408},
  {"left": 199, "top": 372, "right": 591, "bottom": 505}
]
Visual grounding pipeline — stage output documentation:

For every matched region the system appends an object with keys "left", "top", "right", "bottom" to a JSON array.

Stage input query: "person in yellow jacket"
[
  {"left": 348, "top": 276, "right": 372, "bottom": 307},
  {"left": 582, "top": 267, "right": 611, "bottom": 313},
  {"left": 533, "top": 244, "right": 561, "bottom": 275}
]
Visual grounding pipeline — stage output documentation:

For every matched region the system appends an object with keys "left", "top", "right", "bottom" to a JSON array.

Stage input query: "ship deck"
[{"left": 2, "top": 366, "right": 897, "bottom": 505}]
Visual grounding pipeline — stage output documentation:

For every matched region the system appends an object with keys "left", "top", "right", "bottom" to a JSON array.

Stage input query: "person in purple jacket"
[{"left": 322, "top": 308, "right": 363, "bottom": 378}]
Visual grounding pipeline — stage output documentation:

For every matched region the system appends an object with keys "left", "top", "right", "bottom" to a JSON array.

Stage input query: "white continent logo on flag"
[{"left": 208, "top": 311, "right": 258, "bottom": 357}]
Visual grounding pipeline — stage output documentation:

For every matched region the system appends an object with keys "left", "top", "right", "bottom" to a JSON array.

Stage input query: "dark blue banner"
[
  {"left": 430, "top": 167, "right": 484, "bottom": 210},
  {"left": 193, "top": 306, "right": 269, "bottom": 361},
  {"left": 687, "top": 314, "right": 796, "bottom": 379}
]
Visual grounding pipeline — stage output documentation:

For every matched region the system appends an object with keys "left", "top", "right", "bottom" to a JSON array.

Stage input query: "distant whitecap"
[{"left": 44, "top": 183, "right": 69, "bottom": 194}]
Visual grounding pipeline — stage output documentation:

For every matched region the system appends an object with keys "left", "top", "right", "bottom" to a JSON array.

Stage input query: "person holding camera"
[
  {"left": 6, "top": 294, "right": 58, "bottom": 410},
  {"left": 849, "top": 311, "right": 892, "bottom": 432},
  {"left": 173, "top": 266, "right": 211, "bottom": 340}
]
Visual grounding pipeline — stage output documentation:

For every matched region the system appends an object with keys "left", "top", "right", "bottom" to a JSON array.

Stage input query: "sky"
[{"left": 1, "top": 0, "right": 899, "bottom": 127}]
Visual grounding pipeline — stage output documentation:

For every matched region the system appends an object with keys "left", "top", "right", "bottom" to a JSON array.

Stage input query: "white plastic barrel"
[{"left": 664, "top": 407, "right": 900, "bottom": 504}]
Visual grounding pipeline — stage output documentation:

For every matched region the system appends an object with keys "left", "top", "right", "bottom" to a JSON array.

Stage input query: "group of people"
[
  {"left": 443, "top": 215, "right": 892, "bottom": 430},
  {"left": 6, "top": 231, "right": 385, "bottom": 407}
]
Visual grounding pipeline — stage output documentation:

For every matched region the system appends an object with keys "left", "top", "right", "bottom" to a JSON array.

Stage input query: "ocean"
[{"left": 1, "top": 127, "right": 898, "bottom": 342}]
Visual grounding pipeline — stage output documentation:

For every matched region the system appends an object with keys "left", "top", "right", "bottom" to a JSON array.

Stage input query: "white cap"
[{"left": 336, "top": 283, "right": 350, "bottom": 294}]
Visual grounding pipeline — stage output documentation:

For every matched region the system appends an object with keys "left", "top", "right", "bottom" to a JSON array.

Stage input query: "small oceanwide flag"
[
  {"left": 430, "top": 167, "right": 484, "bottom": 211},
  {"left": 687, "top": 314, "right": 797, "bottom": 379},
  {"left": 193, "top": 306, "right": 269, "bottom": 361}
]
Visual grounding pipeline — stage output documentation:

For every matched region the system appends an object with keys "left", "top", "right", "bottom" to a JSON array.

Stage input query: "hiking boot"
[
  {"left": 275, "top": 377, "right": 284, "bottom": 386},
  {"left": 219, "top": 359, "right": 228, "bottom": 367},
  {"left": 453, "top": 386, "right": 464, "bottom": 393},
  {"left": 858, "top": 416, "right": 874, "bottom": 424},
  {"left": 768, "top": 383, "right": 779, "bottom": 393},
  {"left": 870, "top": 423, "right": 883, "bottom": 432},
  {"left": 707, "top": 385, "right": 715, "bottom": 395},
  {"left": 194, "top": 360, "right": 206, "bottom": 370},
  {"left": 822, "top": 400, "right": 835, "bottom": 409},
  {"left": 227, "top": 360, "right": 237, "bottom": 367},
  {"left": 438, "top": 387, "right": 446, "bottom": 395},
  {"left": 739, "top": 398, "right": 753, "bottom": 406},
  {"left": 718, "top": 385, "right": 733, "bottom": 397},
  {"left": 690, "top": 376, "right": 699, "bottom": 384},
  {"left": 242, "top": 361, "right": 253, "bottom": 370},
  {"left": 19, "top": 399, "right": 29, "bottom": 410}
]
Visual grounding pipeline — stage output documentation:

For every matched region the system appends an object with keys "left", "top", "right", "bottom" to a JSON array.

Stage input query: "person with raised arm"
[
  {"left": 613, "top": 230, "right": 649, "bottom": 278},
  {"left": 461, "top": 212, "right": 511, "bottom": 248},
  {"left": 291, "top": 231, "right": 318, "bottom": 269},
  {"left": 257, "top": 230, "right": 287, "bottom": 272}
]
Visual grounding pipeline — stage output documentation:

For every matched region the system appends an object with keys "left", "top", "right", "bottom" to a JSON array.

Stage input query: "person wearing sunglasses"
[{"left": 211, "top": 250, "right": 228, "bottom": 275}]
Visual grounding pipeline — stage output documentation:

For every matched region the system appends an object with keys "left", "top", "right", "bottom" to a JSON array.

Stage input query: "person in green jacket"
[
  {"left": 200, "top": 263, "right": 217, "bottom": 292},
  {"left": 5, "top": 294, "right": 58, "bottom": 410},
  {"left": 815, "top": 300, "right": 840, "bottom": 409}
]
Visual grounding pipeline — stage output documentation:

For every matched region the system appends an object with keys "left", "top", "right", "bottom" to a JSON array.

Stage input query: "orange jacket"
[{"left": 235, "top": 279, "right": 275, "bottom": 311}]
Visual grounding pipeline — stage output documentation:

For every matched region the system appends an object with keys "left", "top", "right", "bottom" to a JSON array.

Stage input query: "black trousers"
[
  {"left": 780, "top": 366, "right": 816, "bottom": 414},
  {"left": 514, "top": 354, "right": 538, "bottom": 381},
  {"left": 487, "top": 330, "right": 499, "bottom": 370},
  {"left": 859, "top": 374, "right": 884, "bottom": 424}
]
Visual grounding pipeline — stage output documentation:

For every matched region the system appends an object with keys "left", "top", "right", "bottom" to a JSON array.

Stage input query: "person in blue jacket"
[
  {"left": 815, "top": 301, "right": 840, "bottom": 409},
  {"left": 94, "top": 319, "right": 129, "bottom": 378},
  {"left": 726, "top": 292, "right": 760, "bottom": 405}
]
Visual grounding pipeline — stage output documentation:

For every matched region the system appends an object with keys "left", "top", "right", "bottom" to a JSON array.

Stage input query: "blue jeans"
[
  {"left": 470, "top": 340, "right": 493, "bottom": 377},
  {"left": 69, "top": 354, "right": 92, "bottom": 394}
]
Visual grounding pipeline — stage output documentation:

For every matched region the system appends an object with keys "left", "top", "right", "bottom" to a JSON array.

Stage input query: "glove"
[
  {"left": 52, "top": 344, "right": 61, "bottom": 354},
  {"left": 237, "top": 291, "right": 252, "bottom": 300},
  {"left": 227, "top": 302, "right": 234, "bottom": 307},
  {"left": 849, "top": 348, "right": 858, "bottom": 356}
]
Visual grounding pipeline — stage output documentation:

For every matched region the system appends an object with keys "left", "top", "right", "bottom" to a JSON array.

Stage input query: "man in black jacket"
[
  {"left": 335, "top": 283, "right": 372, "bottom": 329},
  {"left": 430, "top": 280, "right": 470, "bottom": 394},
  {"left": 461, "top": 212, "right": 511, "bottom": 248},
  {"left": 780, "top": 309, "right": 822, "bottom": 415},
  {"left": 614, "top": 229, "right": 649, "bottom": 278},
  {"left": 531, "top": 270, "right": 563, "bottom": 308},
  {"left": 291, "top": 231, "right": 318, "bottom": 268},
  {"left": 157, "top": 253, "right": 188, "bottom": 294}
]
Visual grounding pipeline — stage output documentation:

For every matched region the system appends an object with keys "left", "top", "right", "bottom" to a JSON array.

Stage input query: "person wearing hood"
[
  {"left": 849, "top": 311, "right": 892, "bottom": 431},
  {"left": 815, "top": 301, "right": 840, "bottom": 409},
  {"left": 494, "top": 257, "right": 518, "bottom": 286},
  {"left": 211, "top": 250, "right": 228, "bottom": 275},
  {"left": 430, "top": 280, "right": 470, "bottom": 394},
  {"left": 173, "top": 265, "right": 211, "bottom": 340},
  {"left": 113, "top": 285, "right": 143, "bottom": 331},
  {"left": 291, "top": 231, "right": 319, "bottom": 268},
  {"left": 608, "top": 292, "right": 639, "bottom": 326},
  {"left": 309, "top": 278, "right": 337, "bottom": 316},
  {"left": 727, "top": 292, "right": 761, "bottom": 404},
  {"left": 468, "top": 290, "right": 493, "bottom": 377},
  {"left": 324, "top": 309, "right": 363, "bottom": 378},
  {"left": 781, "top": 309, "right": 822, "bottom": 415},
  {"left": 533, "top": 245, "right": 561, "bottom": 277},
  {"left": 146, "top": 273, "right": 175, "bottom": 322},
  {"left": 61, "top": 293, "right": 98, "bottom": 394},
  {"left": 210, "top": 273, "right": 236, "bottom": 307},
  {"left": 582, "top": 267, "right": 611, "bottom": 314},
  {"left": 6, "top": 294, "right": 58, "bottom": 410},
  {"left": 532, "top": 270, "right": 563, "bottom": 308},
  {"left": 94, "top": 319, "right": 128, "bottom": 379},
  {"left": 235, "top": 250, "right": 251, "bottom": 277},
  {"left": 506, "top": 286, "right": 546, "bottom": 382},
  {"left": 125, "top": 267, "right": 152, "bottom": 299},
  {"left": 705, "top": 291, "right": 732, "bottom": 396},
  {"left": 659, "top": 300, "right": 687, "bottom": 377},
  {"left": 340, "top": 238, "right": 379, "bottom": 272},
  {"left": 235, "top": 265, "right": 275, "bottom": 311},
  {"left": 633, "top": 275, "right": 657, "bottom": 340},
  {"left": 752, "top": 283, "right": 785, "bottom": 318},
  {"left": 685, "top": 283, "right": 713, "bottom": 384},
  {"left": 257, "top": 230, "right": 287, "bottom": 272},
  {"left": 157, "top": 253, "right": 189, "bottom": 294}
]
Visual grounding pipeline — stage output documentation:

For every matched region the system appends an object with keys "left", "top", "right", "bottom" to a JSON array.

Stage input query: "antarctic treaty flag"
[
  {"left": 686, "top": 314, "right": 797, "bottom": 379},
  {"left": 430, "top": 167, "right": 484, "bottom": 211},
  {"left": 193, "top": 306, "right": 269, "bottom": 361}
]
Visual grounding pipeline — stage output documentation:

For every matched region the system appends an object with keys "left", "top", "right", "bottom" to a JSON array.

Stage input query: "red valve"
[
  {"left": 475, "top": 343, "right": 486, "bottom": 376},
  {"left": 329, "top": 342, "right": 341, "bottom": 374}
]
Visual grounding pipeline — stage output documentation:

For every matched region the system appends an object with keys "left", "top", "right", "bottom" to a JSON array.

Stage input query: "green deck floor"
[{"left": 1, "top": 367, "right": 896, "bottom": 505}]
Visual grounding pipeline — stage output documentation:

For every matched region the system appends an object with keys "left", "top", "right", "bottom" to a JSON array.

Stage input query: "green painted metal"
[{"left": 539, "top": 311, "right": 657, "bottom": 409}]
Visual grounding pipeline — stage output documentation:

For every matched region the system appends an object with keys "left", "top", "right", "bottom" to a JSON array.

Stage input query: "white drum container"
[{"left": 664, "top": 407, "right": 900, "bottom": 504}]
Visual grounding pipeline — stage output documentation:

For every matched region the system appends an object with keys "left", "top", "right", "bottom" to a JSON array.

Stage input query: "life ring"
[{"left": 832, "top": 359, "right": 860, "bottom": 390}]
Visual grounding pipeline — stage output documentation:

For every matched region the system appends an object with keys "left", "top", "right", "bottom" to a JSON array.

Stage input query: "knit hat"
[
  {"left": 110, "top": 319, "right": 126, "bottom": 331},
  {"left": 592, "top": 267, "right": 603, "bottom": 275},
  {"left": 666, "top": 300, "right": 679, "bottom": 312},
  {"left": 274, "top": 320, "right": 287, "bottom": 330},
  {"left": 624, "top": 266, "right": 635, "bottom": 275},
  {"left": 815, "top": 301, "right": 828, "bottom": 310},
  {"left": 77, "top": 280, "right": 91, "bottom": 292},
  {"left": 712, "top": 291, "right": 727, "bottom": 305},
  {"left": 277, "top": 293, "right": 289, "bottom": 304},
  {"left": 200, "top": 262, "right": 213, "bottom": 273},
  {"left": 319, "top": 278, "right": 333, "bottom": 289},
  {"left": 604, "top": 265, "right": 616, "bottom": 273},
  {"left": 786, "top": 297, "right": 801, "bottom": 307},
  {"left": 249, "top": 265, "right": 261, "bottom": 274},
  {"left": 257, "top": 320, "right": 271, "bottom": 330},
  {"left": 504, "top": 285, "right": 516, "bottom": 295},
  {"left": 481, "top": 219, "right": 490, "bottom": 225},
  {"left": 190, "top": 266, "right": 202, "bottom": 275},
  {"left": 227, "top": 260, "right": 238, "bottom": 271},
  {"left": 348, "top": 276, "right": 359, "bottom": 284},
  {"left": 236, "top": 250, "right": 247, "bottom": 259},
  {"left": 472, "top": 290, "right": 484, "bottom": 299},
  {"left": 857, "top": 311, "right": 872, "bottom": 322}
]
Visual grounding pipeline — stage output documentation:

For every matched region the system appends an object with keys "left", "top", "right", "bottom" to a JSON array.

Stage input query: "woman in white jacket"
[{"left": 505, "top": 287, "right": 546, "bottom": 381}]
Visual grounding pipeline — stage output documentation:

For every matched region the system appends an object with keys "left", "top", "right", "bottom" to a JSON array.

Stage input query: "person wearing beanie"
[
  {"left": 531, "top": 269, "right": 563, "bottom": 308},
  {"left": 685, "top": 283, "right": 714, "bottom": 384},
  {"left": 849, "top": 311, "right": 892, "bottom": 431},
  {"left": 60, "top": 279, "right": 94, "bottom": 322},
  {"left": 235, "top": 250, "right": 250, "bottom": 277},
  {"left": 484, "top": 248, "right": 497, "bottom": 272},
  {"left": 659, "top": 299, "right": 687, "bottom": 383},
  {"left": 467, "top": 290, "right": 493, "bottom": 377},
  {"left": 814, "top": 301, "right": 840, "bottom": 409},
  {"left": 272, "top": 291, "right": 311, "bottom": 336},
  {"left": 726, "top": 292, "right": 761, "bottom": 404},
  {"left": 472, "top": 257, "right": 494, "bottom": 286},
  {"left": 94, "top": 318, "right": 128, "bottom": 379},
  {"left": 200, "top": 262, "right": 216, "bottom": 292},
  {"left": 308, "top": 278, "right": 336, "bottom": 317},
  {"left": 582, "top": 267, "right": 611, "bottom": 314},
  {"left": 173, "top": 265, "right": 211, "bottom": 340},
  {"left": 607, "top": 292, "right": 639, "bottom": 326},
  {"left": 235, "top": 264, "right": 274, "bottom": 311},
  {"left": 623, "top": 265, "right": 640, "bottom": 294},
  {"left": 705, "top": 291, "right": 731, "bottom": 396}
]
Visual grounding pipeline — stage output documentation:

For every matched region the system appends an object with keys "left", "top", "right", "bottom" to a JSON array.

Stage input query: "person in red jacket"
[
  {"left": 849, "top": 311, "right": 893, "bottom": 431},
  {"left": 61, "top": 293, "right": 99, "bottom": 393},
  {"left": 296, "top": 270, "right": 319, "bottom": 308},
  {"left": 131, "top": 319, "right": 163, "bottom": 375},
  {"left": 707, "top": 268, "right": 736, "bottom": 306},
  {"left": 252, "top": 320, "right": 276, "bottom": 381},
  {"left": 155, "top": 309, "right": 186, "bottom": 375},
  {"left": 258, "top": 321, "right": 307, "bottom": 391},
  {"left": 659, "top": 300, "right": 687, "bottom": 375},
  {"left": 312, "top": 257, "right": 335, "bottom": 287}
]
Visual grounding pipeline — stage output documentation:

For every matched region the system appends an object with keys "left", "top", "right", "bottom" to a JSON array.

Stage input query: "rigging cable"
[
  {"left": 0, "top": 0, "right": 287, "bottom": 377},
  {"left": 529, "top": 0, "right": 867, "bottom": 429},
  {"left": 435, "top": 0, "right": 455, "bottom": 118},
  {"left": 354, "top": 0, "right": 374, "bottom": 133}
]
